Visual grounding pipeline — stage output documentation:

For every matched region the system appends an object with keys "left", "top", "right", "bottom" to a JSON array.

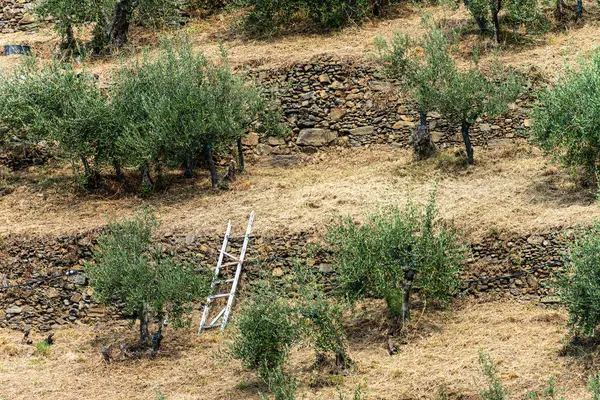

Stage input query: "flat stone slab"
[{"left": 296, "top": 128, "right": 337, "bottom": 146}]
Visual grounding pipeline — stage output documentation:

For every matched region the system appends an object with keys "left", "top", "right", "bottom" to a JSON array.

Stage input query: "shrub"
[
  {"left": 228, "top": 281, "right": 302, "bottom": 380},
  {"left": 326, "top": 190, "right": 467, "bottom": 353},
  {"left": 556, "top": 222, "right": 600, "bottom": 337},
  {"left": 291, "top": 263, "right": 351, "bottom": 369},
  {"left": 85, "top": 208, "right": 210, "bottom": 348},
  {"left": 34, "top": 341, "right": 52, "bottom": 357},
  {"left": 238, "top": 0, "right": 375, "bottom": 37},
  {"left": 530, "top": 52, "right": 600, "bottom": 184},
  {"left": 479, "top": 351, "right": 509, "bottom": 400}
]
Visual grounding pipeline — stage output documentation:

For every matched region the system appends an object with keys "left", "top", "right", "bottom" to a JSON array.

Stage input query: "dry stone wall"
[
  {"left": 243, "top": 55, "right": 534, "bottom": 155},
  {"left": 0, "top": 227, "right": 574, "bottom": 332},
  {"left": 1, "top": 0, "right": 37, "bottom": 34}
]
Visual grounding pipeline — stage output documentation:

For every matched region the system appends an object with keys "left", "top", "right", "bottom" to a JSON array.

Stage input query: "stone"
[
  {"left": 318, "top": 263, "right": 333, "bottom": 273},
  {"left": 5, "top": 306, "right": 22, "bottom": 315},
  {"left": 527, "top": 235, "right": 544, "bottom": 246},
  {"left": 479, "top": 123, "right": 491, "bottom": 132},
  {"left": 68, "top": 273, "right": 87, "bottom": 285},
  {"left": 349, "top": 126, "right": 375, "bottom": 136},
  {"left": 256, "top": 144, "right": 272, "bottom": 156},
  {"left": 296, "top": 128, "right": 337, "bottom": 146},
  {"left": 540, "top": 296, "right": 561, "bottom": 304},
  {"left": 318, "top": 74, "right": 331, "bottom": 84},
  {"left": 523, "top": 119, "right": 532, "bottom": 128},
  {"left": 272, "top": 267, "right": 284, "bottom": 277},
  {"left": 330, "top": 107, "right": 345, "bottom": 121},
  {"left": 392, "top": 120, "right": 413, "bottom": 130},
  {"left": 430, "top": 131, "right": 444, "bottom": 142},
  {"left": 242, "top": 132, "right": 259, "bottom": 147},
  {"left": 18, "top": 14, "right": 35, "bottom": 24},
  {"left": 330, "top": 81, "right": 345, "bottom": 90},
  {"left": 267, "top": 137, "right": 286, "bottom": 146},
  {"left": 369, "top": 80, "right": 391, "bottom": 91}
]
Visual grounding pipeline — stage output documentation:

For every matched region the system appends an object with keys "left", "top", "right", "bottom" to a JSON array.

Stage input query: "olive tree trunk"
[
  {"left": 491, "top": 0, "right": 501, "bottom": 43},
  {"left": 105, "top": 0, "right": 137, "bottom": 49},
  {"left": 139, "top": 304, "right": 150, "bottom": 343},
  {"left": 387, "top": 269, "right": 415, "bottom": 354},
  {"left": 205, "top": 144, "right": 218, "bottom": 190},
  {"left": 461, "top": 120, "right": 474, "bottom": 165},
  {"left": 113, "top": 159, "right": 125, "bottom": 182},
  {"left": 236, "top": 138, "right": 245, "bottom": 173},
  {"left": 139, "top": 162, "right": 154, "bottom": 190}
]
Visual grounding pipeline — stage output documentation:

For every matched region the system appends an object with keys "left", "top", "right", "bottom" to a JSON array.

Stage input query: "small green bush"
[
  {"left": 228, "top": 281, "right": 302, "bottom": 380},
  {"left": 479, "top": 351, "right": 509, "bottom": 400},
  {"left": 34, "top": 341, "right": 52, "bottom": 357},
  {"left": 85, "top": 208, "right": 210, "bottom": 347}
]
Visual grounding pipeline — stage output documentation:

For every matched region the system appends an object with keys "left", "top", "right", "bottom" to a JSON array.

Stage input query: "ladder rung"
[
  {"left": 204, "top": 323, "right": 221, "bottom": 329},
  {"left": 221, "top": 261, "right": 239, "bottom": 267},
  {"left": 221, "top": 251, "right": 239, "bottom": 261},
  {"left": 209, "top": 293, "right": 231, "bottom": 300},
  {"left": 214, "top": 279, "right": 235, "bottom": 285}
]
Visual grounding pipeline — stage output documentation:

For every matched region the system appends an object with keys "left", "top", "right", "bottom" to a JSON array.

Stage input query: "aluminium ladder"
[{"left": 198, "top": 211, "right": 255, "bottom": 333}]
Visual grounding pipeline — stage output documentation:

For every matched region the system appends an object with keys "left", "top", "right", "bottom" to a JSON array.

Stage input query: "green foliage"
[
  {"left": 589, "top": 373, "right": 600, "bottom": 400},
  {"left": 258, "top": 366, "right": 299, "bottom": 400},
  {"left": 229, "top": 281, "right": 302, "bottom": 380},
  {"left": 85, "top": 208, "right": 210, "bottom": 340},
  {"left": 530, "top": 53, "right": 600, "bottom": 182},
  {"left": 291, "top": 263, "right": 350, "bottom": 367},
  {"left": 326, "top": 190, "right": 466, "bottom": 320},
  {"left": 111, "top": 38, "right": 284, "bottom": 180},
  {"left": 556, "top": 222, "right": 600, "bottom": 337},
  {"left": 237, "top": 0, "right": 374, "bottom": 37},
  {"left": 376, "top": 23, "right": 522, "bottom": 163},
  {"left": 0, "top": 58, "right": 116, "bottom": 176},
  {"left": 35, "top": 0, "right": 113, "bottom": 48},
  {"left": 525, "top": 377, "right": 564, "bottom": 400},
  {"left": 34, "top": 341, "right": 52, "bottom": 357},
  {"left": 479, "top": 351, "right": 509, "bottom": 400}
]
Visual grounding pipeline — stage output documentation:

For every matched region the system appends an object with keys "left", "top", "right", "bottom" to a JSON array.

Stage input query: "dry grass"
[
  {"left": 2, "top": 2, "right": 600, "bottom": 78},
  {"left": 1, "top": 142, "right": 598, "bottom": 240},
  {"left": 0, "top": 300, "right": 591, "bottom": 400}
]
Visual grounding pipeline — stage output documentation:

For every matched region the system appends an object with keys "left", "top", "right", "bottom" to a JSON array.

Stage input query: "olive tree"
[
  {"left": 375, "top": 24, "right": 456, "bottom": 159},
  {"left": 434, "top": 58, "right": 522, "bottom": 165},
  {"left": 378, "top": 24, "right": 521, "bottom": 165},
  {"left": 0, "top": 58, "right": 118, "bottom": 186},
  {"left": 228, "top": 281, "right": 302, "bottom": 381},
  {"left": 111, "top": 40, "right": 284, "bottom": 190},
  {"left": 556, "top": 222, "right": 600, "bottom": 337},
  {"left": 530, "top": 52, "right": 600, "bottom": 184},
  {"left": 326, "top": 191, "right": 467, "bottom": 353},
  {"left": 35, "top": 0, "right": 113, "bottom": 52},
  {"left": 85, "top": 209, "right": 210, "bottom": 348},
  {"left": 464, "top": 0, "right": 546, "bottom": 43},
  {"left": 36, "top": 0, "right": 185, "bottom": 54}
]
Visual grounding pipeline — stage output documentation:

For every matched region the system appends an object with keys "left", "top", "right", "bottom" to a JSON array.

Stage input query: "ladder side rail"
[
  {"left": 198, "top": 221, "right": 232, "bottom": 333},
  {"left": 220, "top": 211, "right": 254, "bottom": 330}
]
